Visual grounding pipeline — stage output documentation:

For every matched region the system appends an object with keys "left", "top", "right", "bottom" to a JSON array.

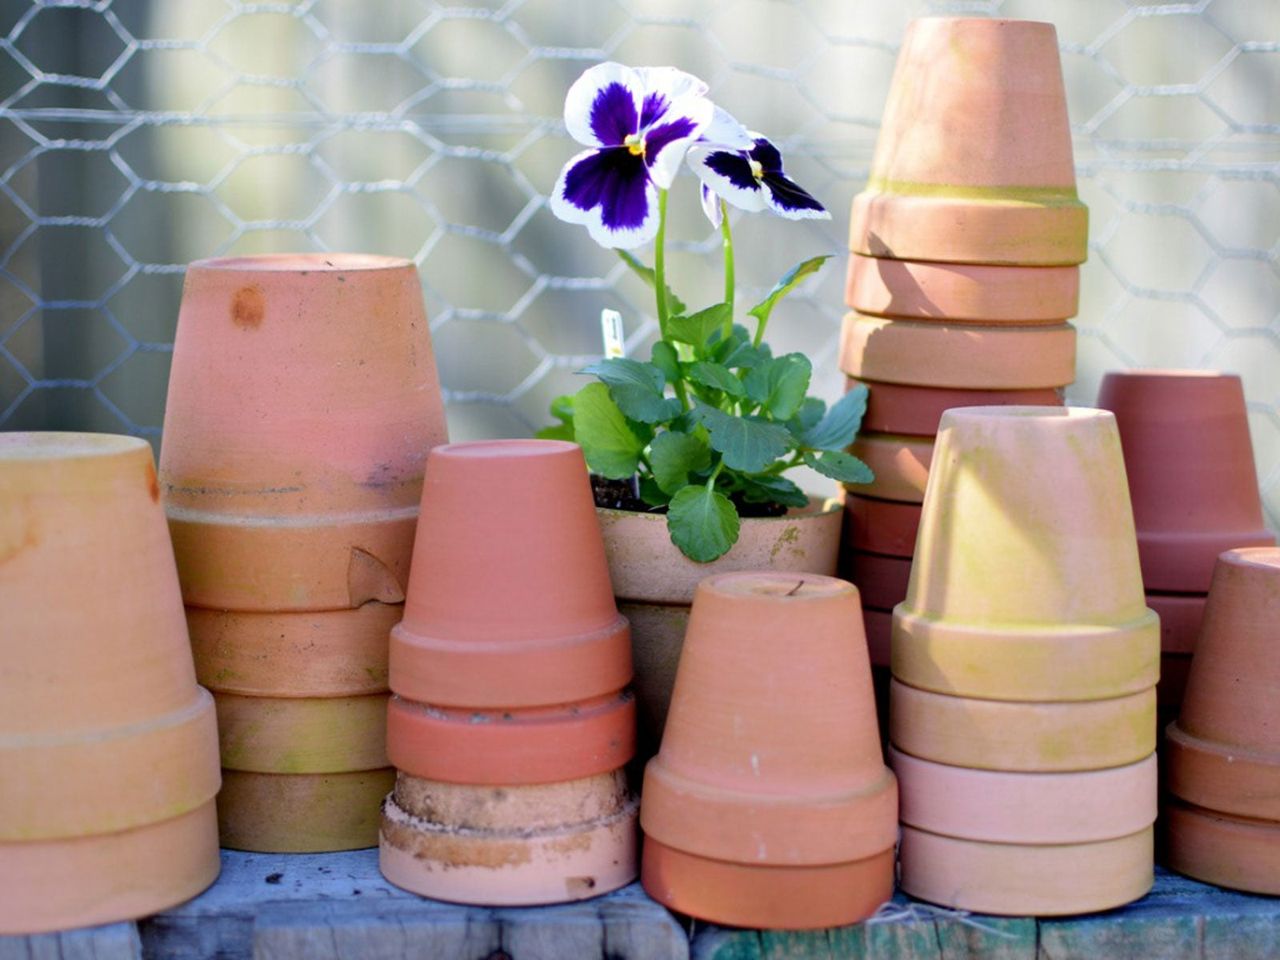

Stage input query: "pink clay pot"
[{"left": 848, "top": 433, "right": 933, "bottom": 504}]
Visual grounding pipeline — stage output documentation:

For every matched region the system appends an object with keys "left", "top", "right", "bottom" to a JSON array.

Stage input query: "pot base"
[
  {"left": 641, "top": 836, "right": 894, "bottom": 930},
  {"left": 899, "top": 824, "right": 1153, "bottom": 916},
  {"left": 1165, "top": 722, "right": 1280, "bottom": 821},
  {"left": 217, "top": 768, "right": 394, "bottom": 852},
  {"left": 0, "top": 800, "right": 220, "bottom": 935},
  {"left": 1164, "top": 801, "right": 1280, "bottom": 895}
]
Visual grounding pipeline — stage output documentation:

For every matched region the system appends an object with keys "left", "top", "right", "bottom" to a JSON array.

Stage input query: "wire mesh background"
[{"left": 0, "top": 0, "right": 1277, "bottom": 527}]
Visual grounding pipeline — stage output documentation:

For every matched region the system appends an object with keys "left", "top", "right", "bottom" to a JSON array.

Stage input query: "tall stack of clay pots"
[
  {"left": 380, "top": 439, "right": 639, "bottom": 905},
  {"left": 1, "top": 433, "right": 222, "bottom": 934},
  {"left": 1097, "top": 371, "right": 1274, "bottom": 717},
  {"left": 890, "top": 407, "right": 1160, "bottom": 915},
  {"left": 1165, "top": 547, "right": 1280, "bottom": 894},
  {"left": 642, "top": 572, "right": 897, "bottom": 929},
  {"left": 840, "top": 16, "right": 1082, "bottom": 666},
  {"left": 159, "top": 254, "right": 448, "bottom": 851}
]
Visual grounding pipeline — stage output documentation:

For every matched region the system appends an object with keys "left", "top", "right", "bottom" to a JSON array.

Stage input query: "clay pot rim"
[
  {"left": 431, "top": 438, "right": 578, "bottom": 460},
  {"left": 942, "top": 404, "right": 1108, "bottom": 425},
  {"left": 1218, "top": 546, "right": 1280, "bottom": 573},
  {"left": 0, "top": 431, "right": 148, "bottom": 462},
  {"left": 909, "top": 15, "right": 1055, "bottom": 29},
  {"left": 699, "top": 570, "right": 856, "bottom": 603},
  {"left": 189, "top": 253, "right": 412, "bottom": 273},
  {"left": 597, "top": 495, "right": 841, "bottom": 525},
  {"left": 1102, "top": 368, "right": 1230, "bottom": 382}
]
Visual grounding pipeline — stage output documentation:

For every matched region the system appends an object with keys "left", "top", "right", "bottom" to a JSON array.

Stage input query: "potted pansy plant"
[{"left": 540, "top": 61, "right": 872, "bottom": 563}]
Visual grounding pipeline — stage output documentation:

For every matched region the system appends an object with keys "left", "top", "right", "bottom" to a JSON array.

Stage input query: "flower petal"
[
  {"left": 703, "top": 108, "right": 755, "bottom": 151},
  {"left": 700, "top": 183, "right": 723, "bottom": 227},
  {"left": 549, "top": 147, "right": 659, "bottom": 249},
  {"left": 686, "top": 142, "right": 767, "bottom": 213},
  {"left": 634, "top": 66, "right": 709, "bottom": 126},
  {"left": 748, "top": 136, "right": 785, "bottom": 173},
  {"left": 564, "top": 62, "right": 643, "bottom": 147},
  {"left": 643, "top": 95, "right": 714, "bottom": 188},
  {"left": 761, "top": 172, "right": 830, "bottom": 220}
]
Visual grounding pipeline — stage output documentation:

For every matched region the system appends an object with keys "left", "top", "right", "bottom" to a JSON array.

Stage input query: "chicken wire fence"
[{"left": 0, "top": 0, "right": 1277, "bottom": 526}]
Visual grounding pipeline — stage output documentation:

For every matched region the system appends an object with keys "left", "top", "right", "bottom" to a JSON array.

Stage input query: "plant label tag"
[{"left": 600, "top": 309, "right": 626, "bottom": 358}]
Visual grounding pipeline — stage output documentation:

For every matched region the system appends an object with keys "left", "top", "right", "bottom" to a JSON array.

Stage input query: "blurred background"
[{"left": 0, "top": 0, "right": 1276, "bottom": 526}]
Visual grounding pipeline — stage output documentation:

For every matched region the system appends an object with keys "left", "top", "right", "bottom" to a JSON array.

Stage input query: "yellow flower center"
[
  {"left": 624, "top": 133, "right": 646, "bottom": 157},
  {"left": 749, "top": 158, "right": 764, "bottom": 181}
]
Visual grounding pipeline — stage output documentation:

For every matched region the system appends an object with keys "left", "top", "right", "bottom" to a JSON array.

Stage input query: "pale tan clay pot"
[
  {"left": 892, "top": 407, "right": 1159, "bottom": 705},
  {"left": 218, "top": 770, "right": 395, "bottom": 853},
  {"left": 600, "top": 498, "right": 841, "bottom": 759},
  {"left": 848, "top": 433, "right": 933, "bottom": 503},
  {"left": 849, "top": 18, "right": 1087, "bottom": 266},
  {"left": 1098, "top": 371, "right": 1274, "bottom": 593},
  {"left": 846, "top": 254, "right": 1080, "bottom": 324},
  {"left": 856, "top": 378, "right": 1063, "bottom": 437},
  {"left": 0, "top": 433, "right": 221, "bottom": 934},
  {"left": 840, "top": 315, "right": 1077, "bottom": 390},
  {"left": 641, "top": 573, "right": 897, "bottom": 929}
]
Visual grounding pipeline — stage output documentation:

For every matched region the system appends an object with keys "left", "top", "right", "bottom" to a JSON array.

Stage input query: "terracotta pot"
[
  {"left": 159, "top": 253, "right": 448, "bottom": 612},
  {"left": 846, "top": 255, "right": 1079, "bottom": 323},
  {"left": 215, "top": 692, "right": 388, "bottom": 774},
  {"left": 380, "top": 770, "right": 638, "bottom": 905},
  {"left": 893, "top": 407, "right": 1159, "bottom": 702},
  {"left": 600, "top": 497, "right": 841, "bottom": 759},
  {"left": 1164, "top": 800, "right": 1280, "bottom": 896},
  {"left": 641, "top": 573, "right": 897, "bottom": 929},
  {"left": 848, "top": 433, "right": 933, "bottom": 503},
  {"left": 1157, "top": 654, "right": 1194, "bottom": 709},
  {"left": 0, "top": 432, "right": 221, "bottom": 933},
  {"left": 1146, "top": 592, "right": 1206, "bottom": 655},
  {"left": 1166, "top": 548, "right": 1280, "bottom": 821},
  {"left": 843, "top": 494, "right": 920, "bottom": 559},
  {"left": 217, "top": 769, "right": 395, "bottom": 853},
  {"left": 898, "top": 826, "right": 1153, "bottom": 916},
  {"left": 1097, "top": 371, "right": 1274, "bottom": 592},
  {"left": 189, "top": 603, "right": 397, "bottom": 697},
  {"left": 842, "top": 550, "right": 912, "bottom": 612},
  {"left": 856, "top": 378, "right": 1063, "bottom": 437},
  {"left": 862, "top": 608, "right": 894, "bottom": 669},
  {"left": 840, "top": 315, "right": 1077, "bottom": 389},
  {"left": 849, "top": 18, "right": 1087, "bottom": 266}
]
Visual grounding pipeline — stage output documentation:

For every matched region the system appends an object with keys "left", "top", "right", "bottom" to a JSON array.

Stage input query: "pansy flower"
[
  {"left": 550, "top": 62, "right": 714, "bottom": 249},
  {"left": 687, "top": 127, "right": 829, "bottom": 227}
]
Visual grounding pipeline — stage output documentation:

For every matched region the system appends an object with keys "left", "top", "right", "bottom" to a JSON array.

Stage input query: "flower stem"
[
  {"left": 706, "top": 459, "right": 725, "bottom": 490},
  {"left": 654, "top": 189, "right": 670, "bottom": 339},
  {"left": 719, "top": 200, "right": 734, "bottom": 344}
]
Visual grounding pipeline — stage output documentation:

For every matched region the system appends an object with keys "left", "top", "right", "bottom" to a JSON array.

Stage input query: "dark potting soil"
[{"left": 590, "top": 475, "right": 788, "bottom": 518}]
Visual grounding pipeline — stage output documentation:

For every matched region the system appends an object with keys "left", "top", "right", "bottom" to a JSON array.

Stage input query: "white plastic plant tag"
[{"left": 600, "top": 309, "right": 626, "bottom": 359}]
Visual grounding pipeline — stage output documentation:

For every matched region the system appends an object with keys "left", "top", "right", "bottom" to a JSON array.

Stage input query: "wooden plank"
[{"left": 0, "top": 923, "right": 142, "bottom": 960}]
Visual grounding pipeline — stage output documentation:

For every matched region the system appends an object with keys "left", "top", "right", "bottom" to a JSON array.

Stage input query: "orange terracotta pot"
[
  {"left": 849, "top": 18, "right": 1087, "bottom": 266},
  {"left": 641, "top": 573, "right": 897, "bottom": 928},
  {"left": 840, "top": 315, "right": 1077, "bottom": 390},
  {"left": 842, "top": 550, "right": 912, "bottom": 612},
  {"left": 845, "top": 255, "right": 1079, "bottom": 323},
  {"left": 380, "top": 770, "right": 638, "bottom": 905},
  {"left": 848, "top": 433, "right": 933, "bottom": 504},
  {"left": 0, "top": 432, "right": 221, "bottom": 932},
  {"left": 389, "top": 440, "right": 631, "bottom": 711},
  {"left": 1164, "top": 800, "right": 1280, "bottom": 896},
  {"left": 842, "top": 494, "right": 921, "bottom": 559},
  {"left": 218, "top": 769, "right": 394, "bottom": 853},
  {"left": 215, "top": 692, "right": 388, "bottom": 774},
  {"left": 1098, "top": 371, "right": 1274, "bottom": 592},
  {"left": 159, "top": 253, "right": 447, "bottom": 612},
  {"left": 599, "top": 498, "right": 841, "bottom": 759},
  {"left": 855, "top": 378, "right": 1063, "bottom": 437}
]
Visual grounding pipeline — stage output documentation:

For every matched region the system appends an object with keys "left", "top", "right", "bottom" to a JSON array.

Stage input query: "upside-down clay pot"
[
  {"left": 842, "top": 550, "right": 912, "bottom": 612},
  {"left": 848, "top": 433, "right": 933, "bottom": 503},
  {"left": 855, "top": 378, "right": 1063, "bottom": 437},
  {"left": 599, "top": 499, "right": 841, "bottom": 760},
  {"left": 843, "top": 494, "right": 921, "bottom": 559},
  {"left": 641, "top": 573, "right": 897, "bottom": 929},
  {"left": 849, "top": 18, "right": 1087, "bottom": 266},
  {"left": 0, "top": 433, "right": 221, "bottom": 934},
  {"left": 381, "top": 439, "right": 638, "bottom": 905},
  {"left": 1097, "top": 371, "right": 1274, "bottom": 593}
]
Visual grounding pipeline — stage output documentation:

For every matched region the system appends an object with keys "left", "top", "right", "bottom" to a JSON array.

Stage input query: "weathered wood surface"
[
  {"left": 0, "top": 923, "right": 142, "bottom": 960},
  {"left": 691, "top": 868, "right": 1280, "bottom": 960}
]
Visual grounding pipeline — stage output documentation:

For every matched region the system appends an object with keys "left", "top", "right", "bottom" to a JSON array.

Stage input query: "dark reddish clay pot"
[
  {"left": 1098, "top": 371, "right": 1274, "bottom": 592},
  {"left": 843, "top": 495, "right": 921, "bottom": 560},
  {"left": 856, "top": 378, "right": 1063, "bottom": 437},
  {"left": 842, "top": 550, "right": 912, "bottom": 612}
]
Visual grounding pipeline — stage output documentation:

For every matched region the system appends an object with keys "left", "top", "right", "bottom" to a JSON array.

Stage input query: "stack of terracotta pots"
[
  {"left": 1097, "top": 371, "right": 1275, "bottom": 717},
  {"left": 380, "top": 439, "right": 639, "bottom": 905},
  {"left": 1165, "top": 547, "right": 1280, "bottom": 894},
  {"left": 890, "top": 407, "right": 1160, "bottom": 915},
  {"left": 159, "top": 254, "right": 448, "bottom": 852},
  {"left": 840, "top": 16, "right": 1083, "bottom": 667},
  {"left": 642, "top": 572, "right": 897, "bottom": 930},
  {"left": 1, "top": 433, "right": 221, "bottom": 934}
]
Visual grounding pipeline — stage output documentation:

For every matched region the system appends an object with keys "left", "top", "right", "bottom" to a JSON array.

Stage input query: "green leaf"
[
  {"left": 536, "top": 393, "right": 576, "bottom": 441},
  {"left": 717, "top": 324, "right": 768, "bottom": 368},
  {"left": 650, "top": 341, "right": 680, "bottom": 384},
  {"left": 668, "top": 303, "right": 732, "bottom": 353},
  {"left": 691, "top": 403, "right": 793, "bottom": 473},
  {"left": 666, "top": 485, "right": 741, "bottom": 562},
  {"left": 735, "top": 473, "right": 810, "bottom": 508},
  {"left": 804, "top": 450, "right": 875, "bottom": 484},
  {"left": 802, "top": 383, "right": 868, "bottom": 450},
  {"left": 746, "top": 255, "right": 830, "bottom": 327},
  {"left": 649, "top": 429, "right": 712, "bottom": 495},
  {"left": 535, "top": 422, "right": 575, "bottom": 441},
  {"left": 639, "top": 476, "right": 671, "bottom": 507},
  {"left": 571, "top": 382, "right": 645, "bottom": 479},
  {"left": 617, "top": 250, "right": 686, "bottom": 316},
  {"left": 686, "top": 361, "right": 746, "bottom": 398},
  {"left": 787, "top": 397, "right": 826, "bottom": 437},
  {"left": 580, "top": 357, "right": 680, "bottom": 425},
  {"left": 743, "top": 353, "right": 812, "bottom": 420}
]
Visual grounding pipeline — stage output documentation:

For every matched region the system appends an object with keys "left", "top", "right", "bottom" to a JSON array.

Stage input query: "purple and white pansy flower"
[
  {"left": 550, "top": 63, "right": 715, "bottom": 249},
  {"left": 687, "top": 125, "right": 829, "bottom": 227}
]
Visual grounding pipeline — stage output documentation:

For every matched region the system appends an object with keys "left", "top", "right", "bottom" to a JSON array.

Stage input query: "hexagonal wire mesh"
[{"left": 0, "top": 0, "right": 1277, "bottom": 527}]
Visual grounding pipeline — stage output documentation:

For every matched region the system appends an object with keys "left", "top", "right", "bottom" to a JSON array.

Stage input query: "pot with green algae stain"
[{"left": 596, "top": 498, "right": 842, "bottom": 763}]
